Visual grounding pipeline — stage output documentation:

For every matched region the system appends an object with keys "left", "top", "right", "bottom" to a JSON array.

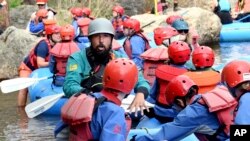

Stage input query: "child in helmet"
[
  {"left": 221, "top": 60, "right": 250, "bottom": 124},
  {"left": 74, "top": 18, "right": 91, "bottom": 50},
  {"left": 49, "top": 24, "right": 80, "bottom": 86},
  {"left": 135, "top": 75, "right": 231, "bottom": 141},
  {"left": 29, "top": 9, "right": 49, "bottom": 35},
  {"left": 123, "top": 18, "right": 151, "bottom": 71},
  {"left": 171, "top": 19, "right": 189, "bottom": 42},
  {"left": 136, "top": 41, "right": 191, "bottom": 128},
  {"left": 111, "top": 5, "right": 129, "bottom": 39},
  {"left": 27, "top": 0, "right": 56, "bottom": 34},
  {"left": 184, "top": 46, "right": 221, "bottom": 94},
  {"left": 61, "top": 58, "right": 138, "bottom": 140},
  {"left": 70, "top": 7, "right": 84, "bottom": 38},
  {"left": 18, "top": 24, "right": 61, "bottom": 106},
  {"left": 153, "top": 26, "right": 179, "bottom": 47}
]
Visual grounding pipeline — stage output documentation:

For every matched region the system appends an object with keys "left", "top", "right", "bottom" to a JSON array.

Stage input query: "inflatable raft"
[
  {"left": 220, "top": 22, "right": 250, "bottom": 42},
  {"left": 28, "top": 68, "right": 67, "bottom": 116}
]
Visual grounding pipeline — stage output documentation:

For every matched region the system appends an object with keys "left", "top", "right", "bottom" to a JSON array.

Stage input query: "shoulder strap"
[{"left": 93, "top": 96, "right": 107, "bottom": 112}]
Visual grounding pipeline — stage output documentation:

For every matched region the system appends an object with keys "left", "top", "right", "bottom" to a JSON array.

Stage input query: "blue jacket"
[
  {"left": 234, "top": 92, "right": 250, "bottom": 124},
  {"left": 136, "top": 95, "right": 229, "bottom": 141},
  {"left": 29, "top": 21, "right": 44, "bottom": 34},
  {"left": 75, "top": 36, "right": 90, "bottom": 50},
  {"left": 72, "top": 20, "right": 79, "bottom": 38},
  {"left": 129, "top": 35, "right": 146, "bottom": 70},
  {"left": 90, "top": 93, "right": 127, "bottom": 140}
]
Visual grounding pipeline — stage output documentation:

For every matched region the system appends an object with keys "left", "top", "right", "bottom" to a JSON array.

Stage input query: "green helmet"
[{"left": 88, "top": 18, "right": 115, "bottom": 36}]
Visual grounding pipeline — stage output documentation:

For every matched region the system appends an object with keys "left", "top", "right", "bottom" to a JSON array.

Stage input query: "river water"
[{"left": 0, "top": 42, "right": 250, "bottom": 141}]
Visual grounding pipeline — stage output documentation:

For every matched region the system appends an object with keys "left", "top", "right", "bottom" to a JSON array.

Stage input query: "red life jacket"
[
  {"left": 140, "top": 47, "right": 168, "bottom": 86},
  {"left": 61, "top": 93, "right": 131, "bottom": 141},
  {"left": 123, "top": 33, "right": 151, "bottom": 59},
  {"left": 28, "top": 38, "right": 51, "bottom": 70},
  {"left": 112, "top": 15, "right": 129, "bottom": 32},
  {"left": 50, "top": 41, "right": 80, "bottom": 76},
  {"left": 155, "top": 65, "right": 187, "bottom": 106},
  {"left": 199, "top": 86, "right": 238, "bottom": 135}
]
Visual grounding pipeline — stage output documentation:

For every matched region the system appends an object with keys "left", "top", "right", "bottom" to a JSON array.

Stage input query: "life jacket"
[
  {"left": 50, "top": 41, "right": 80, "bottom": 76},
  {"left": 28, "top": 38, "right": 51, "bottom": 70},
  {"left": 155, "top": 65, "right": 187, "bottom": 106},
  {"left": 199, "top": 86, "right": 238, "bottom": 135},
  {"left": 140, "top": 47, "right": 168, "bottom": 86},
  {"left": 81, "top": 48, "right": 116, "bottom": 93},
  {"left": 112, "top": 15, "right": 129, "bottom": 32},
  {"left": 61, "top": 93, "right": 131, "bottom": 141},
  {"left": 218, "top": 0, "right": 231, "bottom": 12},
  {"left": 184, "top": 70, "right": 220, "bottom": 94},
  {"left": 123, "top": 33, "right": 151, "bottom": 59}
]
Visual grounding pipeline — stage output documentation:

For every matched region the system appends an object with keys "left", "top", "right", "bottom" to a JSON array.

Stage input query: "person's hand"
[
  {"left": 128, "top": 92, "right": 149, "bottom": 117},
  {"left": 1, "top": 0, "right": 7, "bottom": 6},
  {"left": 31, "top": 13, "right": 36, "bottom": 21},
  {"left": 232, "top": 12, "right": 238, "bottom": 19}
]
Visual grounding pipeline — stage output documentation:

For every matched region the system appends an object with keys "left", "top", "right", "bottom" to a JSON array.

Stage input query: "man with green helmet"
[{"left": 63, "top": 18, "right": 150, "bottom": 115}]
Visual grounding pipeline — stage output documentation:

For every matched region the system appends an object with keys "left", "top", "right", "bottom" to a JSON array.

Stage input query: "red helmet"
[
  {"left": 168, "top": 41, "right": 191, "bottom": 64},
  {"left": 77, "top": 18, "right": 91, "bottom": 35},
  {"left": 192, "top": 46, "right": 215, "bottom": 68},
  {"left": 43, "top": 19, "right": 56, "bottom": 26},
  {"left": 60, "top": 24, "right": 75, "bottom": 41},
  {"left": 103, "top": 58, "right": 138, "bottom": 94},
  {"left": 82, "top": 7, "right": 91, "bottom": 16},
  {"left": 36, "top": 9, "right": 48, "bottom": 18},
  {"left": 70, "top": 7, "right": 83, "bottom": 17},
  {"left": 154, "top": 26, "right": 179, "bottom": 45},
  {"left": 166, "top": 15, "right": 182, "bottom": 25},
  {"left": 123, "top": 18, "right": 140, "bottom": 32},
  {"left": 165, "top": 75, "right": 198, "bottom": 105},
  {"left": 36, "top": 0, "right": 47, "bottom": 4},
  {"left": 112, "top": 5, "right": 124, "bottom": 15},
  {"left": 45, "top": 24, "right": 61, "bottom": 35},
  {"left": 221, "top": 60, "right": 250, "bottom": 88}
]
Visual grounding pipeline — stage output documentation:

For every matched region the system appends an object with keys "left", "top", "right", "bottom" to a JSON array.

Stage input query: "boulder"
[
  {"left": 0, "top": 26, "right": 38, "bottom": 79},
  {"left": 9, "top": 5, "right": 37, "bottom": 29},
  {"left": 132, "top": 7, "right": 221, "bottom": 44}
]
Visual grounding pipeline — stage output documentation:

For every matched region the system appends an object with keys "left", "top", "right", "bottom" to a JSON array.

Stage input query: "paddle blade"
[
  {"left": 25, "top": 93, "right": 64, "bottom": 118},
  {"left": 0, "top": 77, "right": 48, "bottom": 94}
]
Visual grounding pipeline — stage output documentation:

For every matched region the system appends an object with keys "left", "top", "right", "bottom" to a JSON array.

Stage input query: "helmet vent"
[{"left": 238, "top": 71, "right": 241, "bottom": 74}]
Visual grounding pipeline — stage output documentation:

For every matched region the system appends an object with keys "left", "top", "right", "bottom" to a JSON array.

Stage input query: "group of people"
[
  {"left": 14, "top": 0, "right": 250, "bottom": 140},
  {"left": 213, "top": 0, "right": 250, "bottom": 24}
]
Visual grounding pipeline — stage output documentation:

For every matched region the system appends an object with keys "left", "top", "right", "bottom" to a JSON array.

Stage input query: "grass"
[{"left": 7, "top": 0, "right": 22, "bottom": 8}]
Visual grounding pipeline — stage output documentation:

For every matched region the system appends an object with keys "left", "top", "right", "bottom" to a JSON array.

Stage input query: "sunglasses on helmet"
[
  {"left": 178, "top": 30, "right": 189, "bottom": 34},
  {"left": 37, "top": 4, "right": 45, "bottom": 7}
]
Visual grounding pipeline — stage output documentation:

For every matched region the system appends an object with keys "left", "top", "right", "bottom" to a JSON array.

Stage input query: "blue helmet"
[{"left": 171, "top": 19, "right": 189, "bottom": 31}]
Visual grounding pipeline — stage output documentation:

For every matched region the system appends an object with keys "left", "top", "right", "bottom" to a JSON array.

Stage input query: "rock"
[
  {"left": 117, "top": 0, "right": 147, "bottom": 16},
  {"left": 0, "top": 26, "right": 38, "bottom": 79},
  {"left": 131, "top": 14, "right": 166, "bottom": 33},
  {"left": 9, "top": 5, "right": 37, "bottom": 29},
  {"left": 131, "top": 7, "right": 221, "bottom": 44},
  {"left": 181, "top": 7, "right": 221, "bottom": 44}
]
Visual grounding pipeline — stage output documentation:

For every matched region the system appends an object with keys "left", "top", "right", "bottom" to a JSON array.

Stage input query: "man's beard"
[{"left": 91, "top": 43, "right": 112, "bottom": 62}]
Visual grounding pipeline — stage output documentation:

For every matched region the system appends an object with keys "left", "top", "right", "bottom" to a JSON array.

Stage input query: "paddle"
[
  {"left": 235, "top": 14, "right": 250, "bottom": 22},
  {"left": 25, "top": 93, "right": 155, "bottom": 118},
  {"left": 0, "top": 76, "right": 52, "bottom": 94},
  {"left": 25, "top": 93, "right": 64, "bottom": 118}
]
